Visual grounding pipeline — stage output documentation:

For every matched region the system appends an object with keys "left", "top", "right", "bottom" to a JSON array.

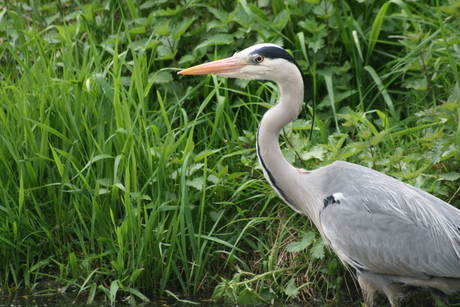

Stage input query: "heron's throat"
[{"left": 256, "top": 81, "right": 304, "bottom": 208}]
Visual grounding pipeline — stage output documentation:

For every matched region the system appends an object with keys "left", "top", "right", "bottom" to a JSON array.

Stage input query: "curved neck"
[
  {"left": 253, "top": 61, "right": 325, "bottom": 228},
  {"left": 256, "top": 73, "right": 304, "bottom": 205}
]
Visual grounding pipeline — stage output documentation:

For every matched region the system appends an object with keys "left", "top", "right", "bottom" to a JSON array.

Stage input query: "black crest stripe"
[{"left": 250, "top": 46, "right": 311, "bottom": 110}]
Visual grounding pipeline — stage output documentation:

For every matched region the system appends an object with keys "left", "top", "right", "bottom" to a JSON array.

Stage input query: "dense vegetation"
[{"left": 1, "top": 0, "right": 460, "bottom": 305}]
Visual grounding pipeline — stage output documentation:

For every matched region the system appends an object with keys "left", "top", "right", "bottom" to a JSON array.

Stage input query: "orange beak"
[{"left": 178, "top": 57, "right": 246, "bottom": 76}]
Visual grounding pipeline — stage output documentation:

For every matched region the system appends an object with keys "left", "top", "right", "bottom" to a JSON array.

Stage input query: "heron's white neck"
[
  {"left": 256, "top": 75, "right": 302, "bottom": 175},
  {"left": 256, "top": 69, "right": 319, "bottom": 219}
]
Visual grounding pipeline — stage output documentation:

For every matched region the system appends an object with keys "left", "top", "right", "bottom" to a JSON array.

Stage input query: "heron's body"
[{"left": 179, "top": 43, "right": 460, "bottom": 306}]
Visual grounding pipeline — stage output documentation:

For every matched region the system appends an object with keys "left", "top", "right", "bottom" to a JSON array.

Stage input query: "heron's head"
[{"left": 178, "top": 44, "right": 302, "bottom": 84}]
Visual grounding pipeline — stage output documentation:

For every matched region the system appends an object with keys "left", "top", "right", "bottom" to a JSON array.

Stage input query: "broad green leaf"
[
  {"left": 439, "top": 172, "right": 460, "bottom": 181},
  {"left": 172, "top": 18, "right": 194, "bottom": 40},
  {"left": 207, "top": 7, "right": 229, "bottom": 21},
  {"left": 187, "top": 177, "right": 204, "bottom": 190},
  {"left": 313, "top": 0, "right": 335, "bottom": 19},
  {"left": 286, "top": 232, "right": 315, "bottom": 252},
  {"left": 155, "top": 21, "right": 170, "bottom": 36},
  {"left": 129, "top": 26, "right": 145, "bottom": 35},
  {"left": 239, "top": 287, "right": 258, "bottom": 304},
  {"left": 259, "top": 286, "right": 277, "bottom": 302},
  {"left": 127, "top": 287, "right": 150, "bottom": 302},
  {"left": 187, "top": 163, "right": 204, "bottom": 176},
  {"left": 371, "top": 131, "right": 385, "bottom": 146},
  {"left": 233, "top": 1, "right": 252, "bottom": 27},
  {"left": 272, "top": 10, "right": 288, "bottom": 29},
  {"left": 152, "top": 71, "right": 173, "bottom": 84},
  {"left": 306, "top": 36, "right": 325, "bottom": 53},
  {"left": 301, "top": 145, "right": 326, "bottom": 161},
  {"left": 109, "top": 279, "right": 120, "bottom": 303},
  {"left": 140, "top": 0, "right": 157, "bottom": 9},
  {"left": 207, "top": 174, "right": 219, "bottom": 184},
  {"left": 179, "top": 54, "right": 195, "bottom": 64},
  {"left": 156, "top": 44, "right": 176, "bottom": 59},
  {"left": 248, "top": 4, "right": 268, "bottom": 22},
  {"left": 310, "top": 240, "right": 325, "bottom": 259},
  {"left": 196, "top": 34, "right": 234, "bottom": 49},
  {"left": 283, "top": 278, "right": 299, "bottom": 297},
  {"left": 152, "top": 6, "right": 181, "bottom": 17}
]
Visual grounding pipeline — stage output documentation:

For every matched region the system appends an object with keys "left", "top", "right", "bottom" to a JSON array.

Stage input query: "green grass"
[{"left": 1, "top": 0, "right": 460, "bottom": 305}]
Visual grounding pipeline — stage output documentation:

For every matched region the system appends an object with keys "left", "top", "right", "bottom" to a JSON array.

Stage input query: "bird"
[{"left": 178, "top": 43, "right": 460, "bottom": 307}]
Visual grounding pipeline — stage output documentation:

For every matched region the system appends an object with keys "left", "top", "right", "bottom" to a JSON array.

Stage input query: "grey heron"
[{"left": 178, "top": 43, "right": 460, "bottom": 307}]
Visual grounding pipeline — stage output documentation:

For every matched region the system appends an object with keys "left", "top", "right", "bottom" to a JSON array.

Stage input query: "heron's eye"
[{"left": 254, "top": 56, "right": 264, "bottom": 63}]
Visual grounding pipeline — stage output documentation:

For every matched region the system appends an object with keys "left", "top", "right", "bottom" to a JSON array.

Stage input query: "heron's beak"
[{"left": 178, "top": 56, "right": 246, "bottom": 76}]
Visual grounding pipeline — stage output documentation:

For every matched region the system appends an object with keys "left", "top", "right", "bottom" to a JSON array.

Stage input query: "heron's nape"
[{"left": 178, "top": 44, "right": 460, "bottom": 307}]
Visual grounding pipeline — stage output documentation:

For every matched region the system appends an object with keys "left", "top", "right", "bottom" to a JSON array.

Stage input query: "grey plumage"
[{"left": 179, "top": 43, "right": 460, "bottom": 307}]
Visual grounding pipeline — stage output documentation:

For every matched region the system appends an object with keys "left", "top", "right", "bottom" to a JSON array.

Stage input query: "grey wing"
[{"left": 320, "top": 194, "right": 460, "bottom": 279}]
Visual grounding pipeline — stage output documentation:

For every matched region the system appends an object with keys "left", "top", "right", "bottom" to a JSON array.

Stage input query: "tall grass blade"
[{"left": 364, "top": 65, "right": 396, "bottom": 118}]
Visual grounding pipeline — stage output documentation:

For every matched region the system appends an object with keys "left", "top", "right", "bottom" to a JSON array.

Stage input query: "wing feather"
[
  {"left": 321, "top": 200, "right": 460, "bottom": 278},
  {"left": 313, "top": 161, "right": 460, "bottom": 279}
]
